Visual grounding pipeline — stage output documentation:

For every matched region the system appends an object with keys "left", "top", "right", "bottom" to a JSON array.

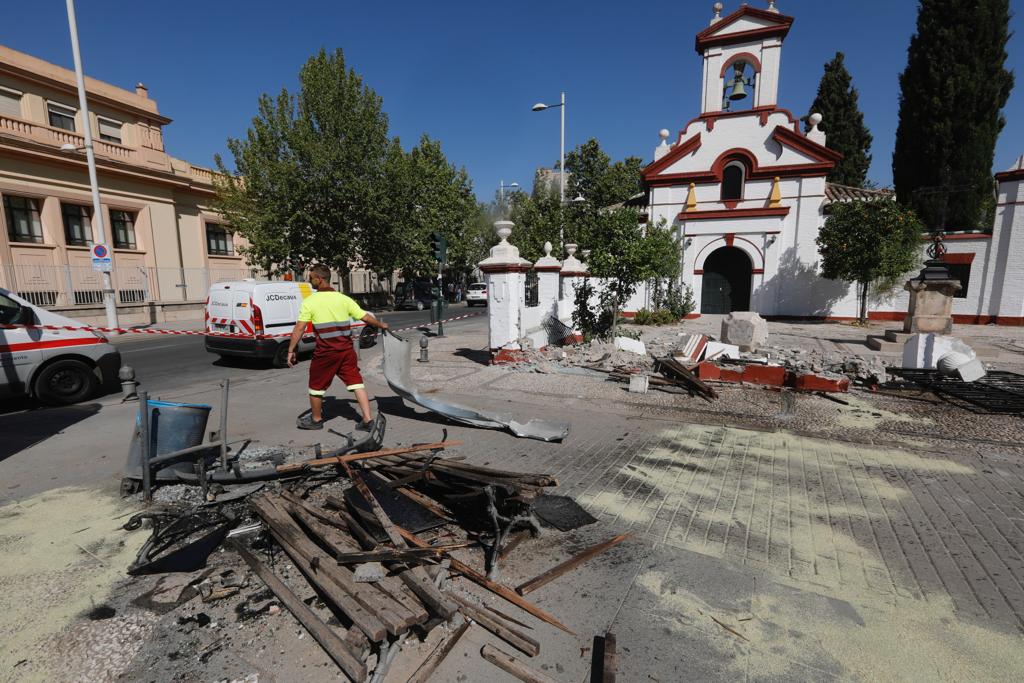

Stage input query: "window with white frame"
[
  {"left": 0, "top": 86, "right": 22, "bottom": 118},
  {"left": 98, "top": 117, "right": 123, "bottom": 144},
  {"left": 47, "top": 102, "right": 77, "bottom": 132},
  {"left": 61, "top": 202, "right": 92, "bottom": 246},
  {"left": 110, "top": 209, "right": 137, "bottom": 249},
  {"left": 206, "top": 223, "right": 234, "bottom": 256},
  {"left": 721, "top": 161, "right": 746, "bottom": 201},
  {"left": 3, "top": 195, "right": 43, "bottom": 243}
]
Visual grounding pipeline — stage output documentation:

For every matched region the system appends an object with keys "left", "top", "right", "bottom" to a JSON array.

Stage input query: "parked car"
[
  {"left": 0, "top": 287, "right": 120, "bottom": 404},
  {"left": 395, "top": 280, "right": 440, "bottom": 311},
  {"left": 465, "top": 282, "right": 488, "bottom": 307},
  {"left": 204, "top": 280, "right": 376, "bottom": 368}
]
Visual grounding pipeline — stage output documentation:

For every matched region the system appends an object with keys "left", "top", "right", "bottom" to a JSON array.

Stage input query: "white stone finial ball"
[
  {"left": 808, "top": 112, "right": 823, "bottom": 127},
  {"left": 659, "top": 129, "right": 670, "bottom": 141},
  {"left": 543, "top": 241, "right": 552, "bottom": 257},
  {"left": 713, "top": 2, "right": 724, "bottom": 12},
  {"left": 494, "top": 220, "right": 514, "bottom": 243}
]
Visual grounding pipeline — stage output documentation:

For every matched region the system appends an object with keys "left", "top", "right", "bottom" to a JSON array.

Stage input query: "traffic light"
[{"left": 430, "top": 232, "right": 448, "bottom": 264}]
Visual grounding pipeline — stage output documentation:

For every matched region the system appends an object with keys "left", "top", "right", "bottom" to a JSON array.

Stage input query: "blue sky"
[{"left": 5, "top": 0, "right": 1022, "bottom": 200}]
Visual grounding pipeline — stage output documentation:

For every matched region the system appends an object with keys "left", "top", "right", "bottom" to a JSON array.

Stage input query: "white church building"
[{"left": 643, "top": 2, "right": 1024, "bottom": 326}]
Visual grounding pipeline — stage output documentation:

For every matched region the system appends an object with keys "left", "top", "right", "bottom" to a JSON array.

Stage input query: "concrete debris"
[
  {"left": 674, "top": 334, "right": 708, "bottom": 361},
  {"left": 903, "top": 333, "right": 976, "bottom": 370},
  {"left": 614, "top": 336, "right": 646, "bottom": 355},
  {"left": 721, "top": 312, "right": 768, "bottom": 352},
  {"left": 353, "top": 562, "right": 388, "bottom": 583},
  {"left": 628, "top": 375, "right": 650, "bottom": 394},
  {"left": 704, "top": 341, "right": 739, "bottom": 361}
]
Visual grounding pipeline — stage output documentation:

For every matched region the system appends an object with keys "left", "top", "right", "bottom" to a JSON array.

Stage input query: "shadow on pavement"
[
  {"left": 452, "top": 347, "right": 491, "bottom": 366},
  {"left": 0, "top": 402, "right": 103, "bottom": 463}
]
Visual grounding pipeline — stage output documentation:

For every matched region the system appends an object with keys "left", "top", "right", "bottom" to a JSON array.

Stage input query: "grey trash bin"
[{"left": 123, "top": 400, "right": 214, "bottom": 482}]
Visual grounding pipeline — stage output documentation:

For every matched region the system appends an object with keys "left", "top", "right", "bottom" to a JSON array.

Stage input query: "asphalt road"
[{"left": 114, "top": 304, "right": 481, "bottom": 397}]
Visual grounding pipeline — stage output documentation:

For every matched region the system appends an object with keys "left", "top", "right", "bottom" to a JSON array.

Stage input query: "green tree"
[
  {"left": 564, "top": 139, "right": 644, "bottom": 209},
  {"left": 892, "top": 0, "right": 1013, "bottom": 230},
  {"left": 214, "top": 48, "right": 391, "bottom": 277},
  {"left": 816, "top": 200, "right": 923, "bottom": 324},
  {"left": 804, "top": 52, "right": 873, "bottom": 187},
  {"left": 507, "top": 188, "right": 563, "bottom": 262}
]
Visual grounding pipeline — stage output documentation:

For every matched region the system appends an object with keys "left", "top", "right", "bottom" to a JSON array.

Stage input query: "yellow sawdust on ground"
[{"left": 0, "top": 487, "right": 145, "bottom": 682}]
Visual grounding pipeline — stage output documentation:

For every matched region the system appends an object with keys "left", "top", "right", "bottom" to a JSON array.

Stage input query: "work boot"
[
  {"left": 355, "top": 418, "right": 375, "bottom": 432},
  {"left": 297, "top": 415, "right": 324, "bottom": 430}
]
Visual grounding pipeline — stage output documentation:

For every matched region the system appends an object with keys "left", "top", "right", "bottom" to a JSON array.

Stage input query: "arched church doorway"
[{"left": 700, "top": 246, "right": 752, "bottom": 313}]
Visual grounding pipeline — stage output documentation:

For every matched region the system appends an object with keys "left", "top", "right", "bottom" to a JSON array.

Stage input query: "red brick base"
[
  {"left": 491, "top": 348, "right": 529, "bottom": 364},
  {"left": 696, "top": 361, "right": 849, "bottom": 393}
]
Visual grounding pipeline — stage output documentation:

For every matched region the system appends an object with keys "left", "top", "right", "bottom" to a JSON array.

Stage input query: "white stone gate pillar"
[
  {"left": 533, "top": 241, "right": 562, "bottom": 315},
  {"left": 478, "top": 220, "right": 532, "bottom": 362}
]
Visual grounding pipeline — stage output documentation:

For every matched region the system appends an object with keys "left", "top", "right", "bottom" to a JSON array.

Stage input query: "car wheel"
[
  {"left": 272, "top": 342, "right": 290, "bottom": 368},
  {"left": 416, "top": 300, "right": 425, "bottom": 311},
  {"left": 359, "top": 326, "right": 379, "bottom": 349},
  {"left": 33, "top": 359, "right": 97, "bottom": 405}
]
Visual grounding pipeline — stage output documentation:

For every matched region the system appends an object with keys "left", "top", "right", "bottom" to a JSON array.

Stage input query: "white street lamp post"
[
  {"left": 532, "top": 91, "right": 566, "bottom": 251},
  {"left": 498, "top": 180, "right": 520, "bottom": 206},
  {"left": 66, "top": 0, "right": 118, "bottom": 329}
]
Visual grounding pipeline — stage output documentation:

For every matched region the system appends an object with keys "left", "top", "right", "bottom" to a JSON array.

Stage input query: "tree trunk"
[
  {"left": 858, "top": 281, "right": 868, "bottom": 325},
  {"left": 611, "top": 305, "right": 619, "bottom": 339}
]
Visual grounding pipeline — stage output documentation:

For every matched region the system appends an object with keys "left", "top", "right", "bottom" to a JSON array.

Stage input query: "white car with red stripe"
[
  {"left": 0, "top": 287, "right": 121, "bottom": 404},
  {"left": 204, "top": 280, "right": 318, "bottom": 367}
]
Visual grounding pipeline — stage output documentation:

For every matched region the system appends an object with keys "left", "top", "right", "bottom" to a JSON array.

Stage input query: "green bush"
[{"left": 632, "top": 308, "right": 680, "bottom": 326}]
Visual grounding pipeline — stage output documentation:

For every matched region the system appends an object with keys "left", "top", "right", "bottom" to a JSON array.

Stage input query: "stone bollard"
[{"left": 478, "top": 220, "right": 532, "bottom": 362}]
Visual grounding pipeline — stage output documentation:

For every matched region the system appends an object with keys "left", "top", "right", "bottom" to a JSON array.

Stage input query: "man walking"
[{"left": 286, "top": 264, "right": 388, "bottom": 430}]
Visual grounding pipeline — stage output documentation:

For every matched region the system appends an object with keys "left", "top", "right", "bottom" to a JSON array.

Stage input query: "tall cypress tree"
[
  {"left": 804, "top": 53, "right": 873, "bottom": 187},
  {"left": 892, "top": 0, "right": 1014, "bottom": 230}
]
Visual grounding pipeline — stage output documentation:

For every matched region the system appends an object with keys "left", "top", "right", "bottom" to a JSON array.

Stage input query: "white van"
[
  {"left": 204, "top": 280, "right": 315, "bottom": 367},
  {"left": 0, "top": 286, "right": 121, "bottom": 404}
]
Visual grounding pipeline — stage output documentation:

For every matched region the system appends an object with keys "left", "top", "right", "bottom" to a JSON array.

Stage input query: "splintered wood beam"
[
  {"left": 480, "top": 644, "right": 558, "bottom": 683},
  {"left": 448, "top": 591, "right": 540, "bottom": 657},
  {"left": 396, "top": 525, "right": 575, "bottom": 635},
  {"left": 334, "top": 545, "right": 468, "bottom": 565},
  {"left": 407, "top": 619, "right": 470, "bottom": 683},
  {"left": 233, "top": 542, "right": 366, "bottom": 682},
  {"left": 275, "top": 440, "right": 462, "bottom": 474},
  {"left": 515, "top": 533, "right": 632, "bottom": 596},
  {"left": 343, "top": 464, "right": 458, "bottom": 620}
]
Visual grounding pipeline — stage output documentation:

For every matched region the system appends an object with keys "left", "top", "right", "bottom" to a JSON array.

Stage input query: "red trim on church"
[
  {"left": 995, "top": 168, "right": 1024, "bottom": 182},
  {"left": 678, "top": 206, "right": 790, "bottom": 221},
  {"left": 642, "top": 133, "right": 703, "bottom": 178},
  {"left": 719, "top": 52, "right": 763, "bottom": 77},
  {"left": 694, "top": 6, "right": 794, "bottom": 54},
  {"left": 771, "top": 125, "right": 843, "bottom": 163},
  {"left": 941, "top": 253, "right": 975, "bottom": 264}
]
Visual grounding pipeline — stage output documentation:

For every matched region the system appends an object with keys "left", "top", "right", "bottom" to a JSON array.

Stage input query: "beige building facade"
[{"left": 0, "top": 44, "right": 253, "bottom": 324}]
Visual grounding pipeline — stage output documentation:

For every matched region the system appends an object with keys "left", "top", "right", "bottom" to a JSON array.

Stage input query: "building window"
[
  {"left": 947, "top": 263, "right": 971, "bottom": 299},
  {"left": 721, "top": 162, "right": 745, "bottom": 201},
  {"left": 3, "top": 195, "right": 43, "bottom": 243},
  {"left": 97, "top": 117, "right": 123, "bottom": 144},
  {"left": 0, "top": 86, "right": 22, "bottom": 119},
  {"left": 61, "top": 203, "right": 92, "bottom": 246},
  {"left": 206, "top": 223, "right": 233, "bottom": 256},
  {"left": 110, "top": 210, "right": 137, "bottom": 249},
  {"left": 47, "top": 102, "right": 77, "bottom": 132}
]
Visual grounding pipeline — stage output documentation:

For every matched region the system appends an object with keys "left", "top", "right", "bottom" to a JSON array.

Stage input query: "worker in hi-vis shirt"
[{"left": 286, "top": 264, "right": 389, "bottom": 430}]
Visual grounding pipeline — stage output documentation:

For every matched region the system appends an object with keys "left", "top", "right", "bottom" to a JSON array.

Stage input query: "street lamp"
[
  {"left": 532, "top": 92, "right": 566, "bottom": 248},
  {"left": 498, "top": 180, "right": 520, "bottom": 206},
  {"left": 65, "top": 0, "right": 118, "bottom": 329}
]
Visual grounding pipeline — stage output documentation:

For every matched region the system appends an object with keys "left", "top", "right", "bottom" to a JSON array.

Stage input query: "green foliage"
[
  {"left": 214, "top": 48, "right": 389, "bottom": 276},
  {"left": 214, "top": 48, "right": 480, "bottom": 285},
  {"left": 804, "top": 53, "right": 873, "bottom": 187},
  {"left": 816, "top": 200, "right": 924, "bottom": 323},
  {"left": 892, "top": 0, "right": 1013, "bottom": 230},
  {"left": 632, "top": 308, "right": 678, "bottom": 326},
  {"left": 564, "top": 139, "right": 644, "bottom": 209},
  {"left": 507, "top": 190, "right": 563, "bottom": 262},
  {"left": 652, "top": 280, "right": 695, "bottom": 319}
]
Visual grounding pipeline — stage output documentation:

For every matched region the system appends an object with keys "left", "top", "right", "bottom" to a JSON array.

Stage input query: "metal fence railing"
[{"left": 0, "top": 263, "right": 261, "bottom": 309}]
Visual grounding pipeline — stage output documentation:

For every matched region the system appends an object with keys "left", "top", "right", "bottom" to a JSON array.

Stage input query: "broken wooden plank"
[
  {"left": 448, "top": 591, "right": 540, "bottom": 657},
  {"left": 394, "top": 485, "right": 456, "bottom": 521},
  {"left": 602, "top": 633, "right": 618, "bottom": 683},
  {"left": 279, "top": 496, "right": 429, "bottom": 627},
  {"left": 334, "top": 546, "right": 467, "bottom": 565},
  {"left": 343, "top": 464, "right": 458, "bottom": 620},
  {"left": 407, "top": 619, "right": 470, "bottom": 683},
  {"left": 480, "top": 643, "right": 558, "bottom": 683},
  {"left": 515, "top": 533, "right": 632, "bottom": 596},
  {"left": 655, "top": 357, "right": 718, "bottom": 399},
  {"left": 275, "top": 440, "right": 463, "bottom": 474},
  {"left": 233, "top": 542, "right": 366, "bottom": 682},
  {"left": 396, "top": 524, "right": 575, "bottom": 635},
  {"left": 252, "top": 495, "right": 408, "bottom": 639}
]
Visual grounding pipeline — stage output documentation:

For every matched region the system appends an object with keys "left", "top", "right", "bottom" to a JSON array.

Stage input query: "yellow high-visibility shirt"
[{"left": 297, "top": 291, "right": 367, "bottom": 341}]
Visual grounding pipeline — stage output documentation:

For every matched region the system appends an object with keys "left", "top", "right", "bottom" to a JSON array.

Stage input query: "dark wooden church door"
[{"left": 700, "top": 246, "right": 752, "bottom": 313}]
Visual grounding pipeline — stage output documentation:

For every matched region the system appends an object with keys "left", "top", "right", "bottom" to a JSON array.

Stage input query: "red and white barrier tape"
[{"left": 0, "top": 310, "right": 486, "bottom": 340}]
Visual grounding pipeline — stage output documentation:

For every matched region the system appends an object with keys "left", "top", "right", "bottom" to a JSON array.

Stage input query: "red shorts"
[{"left": 307, "top": 339, "right": 363, "bottom": 395}]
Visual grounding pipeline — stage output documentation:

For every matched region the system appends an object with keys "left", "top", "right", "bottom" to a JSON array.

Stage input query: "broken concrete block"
[
  {"left": 353, "top": 562, "right": 387, "bottom": 583},
  {"left": 902, "top": 333, "right": 975, "bottom": 369},
  {"left": 614, "top": 336, "right": 646, "bottom": 355},
  {"left": 720, "top": 312, "right": 768, "bottom": 352},
  {"left": 937, "top": 351, "right": 987, "bottom": 382},
  {"left": 628, "top": 375, "right": 649, "bottom": 394},
  {"left": 704, "top": 341, "right": 739, "bottom": 361},
  {"left": 674, "top": 334, "right": 707, "bottom": 361}
]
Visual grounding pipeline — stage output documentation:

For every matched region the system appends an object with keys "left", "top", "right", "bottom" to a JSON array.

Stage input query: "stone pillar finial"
[
  {"left": 543, "top": 241, "right": 552, "bottom": 257},
  {"left": 654, "top": 129, "right": 672, "bottom": 160},
  {"left": 807, "top": 113, "right": 826, "bottom": 145},
  {"left": 767, "top": 0, "right": 779, "bottom": 13},
  {"left": 685, "top": 183, "right": 698, "bottom": 212},
  {"left": 494, "top": 219, "right": 513, "bottom": 244},
  {"left": 711, "top": 2, "right": 724, "bottom": 24},
  {"left": 565, "top": 243, "right": 577, "bottom": 259}
]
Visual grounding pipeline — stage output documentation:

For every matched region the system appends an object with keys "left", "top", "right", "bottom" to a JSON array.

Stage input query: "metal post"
[
  {"left": 65, "top": 0, "right": 118, "bottom": 329},
  {"left": 138, "top": 391, "right": 151, "bottom": 503},
  {"left": 219, "top": 378, "right": 229, "bottom": 471},
  {"left": 559, "top": 91, "right": 565, "bottom": 251},
  {"left": 436, "top": 263, "right": 445, "bottom": 338}
]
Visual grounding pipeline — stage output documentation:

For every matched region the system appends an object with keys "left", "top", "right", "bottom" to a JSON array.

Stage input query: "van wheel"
[
  {"left": 34, "top": 359, "right": 97, "bottom": 405},
  {"left": 272, "top": 343, "right": 290, "bottom": 368}
]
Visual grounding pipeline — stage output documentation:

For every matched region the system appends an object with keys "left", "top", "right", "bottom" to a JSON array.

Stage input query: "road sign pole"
[{"left": 436, "top": 262, "right": 444, "bottom": 338}]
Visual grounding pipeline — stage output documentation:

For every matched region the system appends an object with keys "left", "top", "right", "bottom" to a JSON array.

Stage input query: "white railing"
[
  {"left": 0, "top": 263, "right": 262, "bottom": 309},
  {"left": 0, "top": 113, "right": 140, "bottom": 163}
]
